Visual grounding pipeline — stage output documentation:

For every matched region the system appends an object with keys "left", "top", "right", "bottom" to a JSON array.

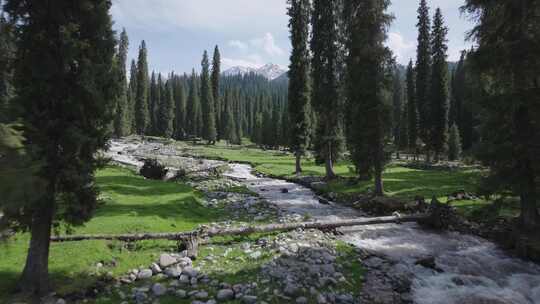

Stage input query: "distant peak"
[{"left": 223, "top": 63, "right": 287, "bottom": 80}]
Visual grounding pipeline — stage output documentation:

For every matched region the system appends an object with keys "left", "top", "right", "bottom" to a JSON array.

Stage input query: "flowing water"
[
  {"left": 108, "top": 140, "right": 540, "bottom": 304},
  {"left": 224, "top": 163, "right": 540, "bottom": 304}
]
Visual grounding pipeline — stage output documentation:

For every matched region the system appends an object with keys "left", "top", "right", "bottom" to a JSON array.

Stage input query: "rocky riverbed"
[{"left": 87, "top": 138, "right": 540, "bottom": 304}]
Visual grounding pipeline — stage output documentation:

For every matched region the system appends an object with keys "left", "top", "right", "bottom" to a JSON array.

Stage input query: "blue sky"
[{"left": 111, "top": 0, "right": 475, "bottom": 75}]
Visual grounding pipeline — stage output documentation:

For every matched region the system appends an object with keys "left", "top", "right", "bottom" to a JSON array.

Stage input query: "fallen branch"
[{"left": 51, "top": 214, "right": 427, "bottom": 243}]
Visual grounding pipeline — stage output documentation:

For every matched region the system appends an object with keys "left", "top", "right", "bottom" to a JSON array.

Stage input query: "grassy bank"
[{"left": 0, "top": 166, "right": 227, "bottom": 300}]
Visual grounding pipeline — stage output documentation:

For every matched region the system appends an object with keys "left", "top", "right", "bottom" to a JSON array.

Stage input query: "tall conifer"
[
  {"left": 287, "top": 0, "right": 312, "bottom": 174},
  {"left": 345, "top": 0, "right": 393, "bottom": 196},
  {"left": 135, "top": 40, "right": 149, "bottom": 134},
  {"left": 201, "top": 51, "right": 217, "bottom": 143}
]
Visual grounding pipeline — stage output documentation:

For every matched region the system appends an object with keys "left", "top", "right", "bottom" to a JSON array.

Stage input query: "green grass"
[
  {"left": 0, "top": 166, "right": 228, "bottom": 301},
  {"left": 179, "top": 141, "right": 483, "bottom": 202}
]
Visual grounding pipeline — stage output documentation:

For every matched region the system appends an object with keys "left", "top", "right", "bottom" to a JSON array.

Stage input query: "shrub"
[{"left": 139, "top": 159, "right": 168, "bottom": 180}]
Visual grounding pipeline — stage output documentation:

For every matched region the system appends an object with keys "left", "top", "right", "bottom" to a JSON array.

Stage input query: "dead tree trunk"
[{"left": 51, "top": 215, "right": 427, "bottom": 243}]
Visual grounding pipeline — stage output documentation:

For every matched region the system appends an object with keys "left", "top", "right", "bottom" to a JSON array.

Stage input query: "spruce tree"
[
  {"left": 392, "top": 68, "right": 403, "bottom": 155},
  {"left": 186, "top": 70, "right": 200, "bottom": 137},
  {"left": 158, "top": 78, "right": 174, "bottom": 138},
  {"left": 0, "top": 11, "right": 14, "bottom": 123},
  {"left": 415, "top": 0, "right": 432, "bottom": 156},
  {"left": 173, "top": 75, "right": 186, "bottom": 139},
  {"left": 447, "top": 124, "right": 461, "bottom": 161},
  {"left": 311, "top": 0, "right": 344, "bottom": 179},
  {"left": 287, "top": 0, "right": 311, "bottom": 174},
  {"left": 211, "top": 46, "right": 221, "bottom": 141},
  {"left": 345, "top": 0, "right": 393, "bottom": 196},
  {"left": 201, "top": 51, "right": 217, "bottom": 144},
  {"left": 430, "top": 8, "right": 449, "bottom": 161},
  {"left": 398, "top": 103, "right": 409, "bottom": 152},
  {"left": 2, "top": 0, "right": 117, "bottom": 294},
  {"left": 148, "top": 72, "right": 158, "bottom": 135},
  {"left": 128, "top": 59, "right": 138, "bottom": 134},
  {"left": 135, "top": 40, "right": 149, "bottom": 135},
  {"left": 406, "top": 60, "right": 418, "bottom": 156},
  {"left": 464, "top": 0, "right": 540, "bottom": 229},
  {"left": 113, "top": 29, "right": 129, "bottom": 137}
]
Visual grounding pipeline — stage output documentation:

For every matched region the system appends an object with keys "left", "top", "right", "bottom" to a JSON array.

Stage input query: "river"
[{"left": 108, "top": 140, "right": 540, "bottom": 304}]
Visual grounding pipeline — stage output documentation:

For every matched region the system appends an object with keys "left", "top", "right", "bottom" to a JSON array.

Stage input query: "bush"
[{"left": 139, "top": 159, "right": 168, "bottom": 180}]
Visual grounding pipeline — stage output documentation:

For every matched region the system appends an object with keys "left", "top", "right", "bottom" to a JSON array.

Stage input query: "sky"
[{"left": 111, "top": 0, "right": 475, "bottom": 75}]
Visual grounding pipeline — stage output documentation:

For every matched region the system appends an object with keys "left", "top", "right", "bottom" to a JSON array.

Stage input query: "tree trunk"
[
  {"left": 374, "top": 156, "right": 384, "bottom": 196},
  {"left": 519, "top": 159, "right": 539, "bottom": 230},
  {"left": 325, "top": 142, "right": 336, "bottom": 180},
  {"left": 51, "top": 214, "right": 427, "bottom": 243},
  {"left": 18, "top": 202, "right": 54, "bottom": 296},
  {"left": 295, "top": 152, "right": 302, "bottom": 176}
]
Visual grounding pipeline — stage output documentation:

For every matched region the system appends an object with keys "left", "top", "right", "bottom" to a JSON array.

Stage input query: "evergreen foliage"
[
  {"left": 287, "top": 0, "right": 312, "bottom": 174},
  {"left": 200, "top": 51, "right": 217, "bottom": 143},
  {"left": 0, "top": 12, "right": 14, "bottom": 123},
  {"left": 3, "top": 0, "right": 117, "bottom": 294},
  {"left": 113, "top": 29, "right": 130, "bottom": 137},
  {"left": 415, "top": 0, "right": 432, "bottom": 149},
  {"left": 447, "top": 124, "right": 461, "bottom": 161},
  {"left": 406, "top": 60, "right": 419, "bottom": 153},
  {"left": 211, "top": 46, "right": 221, "bottom": 140},
  {"left": 464, "top": 0, "right": 540, "bottom": 229},
  {"left": 345, "top": 0, "right": 393, "bottom": 196},
  {"left": 429, "top": 8, "right": 449, "bottom": 160},
  {"left": 392, "top": 68, "right": 403, "bottom": 147},
  {"left": 311, "top": 0, "right": 344, "bottom": 179},
  {"left": 135, "top": 40, "right": 150, "bottom": 134},
  {"left": 158, "top": 77, "right": 174, "bottom": 138}
]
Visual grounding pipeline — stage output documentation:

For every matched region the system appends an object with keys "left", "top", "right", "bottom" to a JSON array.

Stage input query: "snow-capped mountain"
[{"left": 223, "top": 63, "right": 287, "bottom": 81}]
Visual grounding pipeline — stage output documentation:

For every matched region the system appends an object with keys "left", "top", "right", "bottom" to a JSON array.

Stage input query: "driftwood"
[{"left": 51, "top": 214, "right": 427, "bottom": 243}]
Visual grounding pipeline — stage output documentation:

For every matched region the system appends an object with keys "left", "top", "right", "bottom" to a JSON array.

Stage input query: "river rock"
[
  {"left": 175, "top": 289, "right": 187, "bottom": 298},
  {"left": 151, "top": 283, "right": 167, "bottom": 296},
  {"left": 136, "top": 269, "right": 153, "bottom": 280},
  {"left": 182, "top": 266, "right": 198, "bottom": 277},
  {"left": 217, "top": 289, "right": 235, "bottom": 301},
  {"left": 159, "top": 253, "right": 177, "bottom": 268},
  {"left": 242, "top": 295, "right": 258, "bottom": 304},
  {"left": 164, "top": 265, "right": 183, "bottom": 278},
  {"left": 150, "top": 262, "right": 162, "bottom": 274}
]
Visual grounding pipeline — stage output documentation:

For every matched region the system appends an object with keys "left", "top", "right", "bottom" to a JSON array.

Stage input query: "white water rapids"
[
  {"left": 224, "top": 163, "right": 540, "bottom": 304},
  {"left": 107, "top": 140, "right": 540, "bottom": 304}
]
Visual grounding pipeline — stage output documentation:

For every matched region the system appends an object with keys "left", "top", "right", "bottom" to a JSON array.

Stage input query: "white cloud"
[
  {"left": 111, "top": 0, "right": 288, "bottom": 34},
  {"left": 249, "top": 33, "right": 285, "bottom": 56},
  {"left": 387, "top": 32, "right": 416, "bottom": 64},
  {"left": 228, "top": 40, "right": 249, "bottom": 50}
]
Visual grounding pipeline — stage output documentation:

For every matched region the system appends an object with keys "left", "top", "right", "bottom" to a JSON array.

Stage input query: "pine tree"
[
  {"left": 113, "top": 29, "right": 130, "bottom": 137},
  {"left": 211, "top": 46, "right": 222, "bottom": 141},
  {"left": 148, "top": 72, "right": 158, "bottom": 135},
  {"left": 201, "top": 51, "right": 217, "bottom": 144},
  {"left": 464, "top": 0, "right": 540, "bottom": 229},
  {"left": 430, "top": 8, "right": 449, "bottom": 161},
  {"left": 186, "top": 70, "right": 200, "bottom": 137},
  {"left": 128, "top": 59, "right": 138, "bottom": 134},
  {"left": 2, "top": 0, "right": 117, "bottom": 294},
  {"left": 135, "top": 40, "right": 149, "bottom": 134},
  {"left": 173, "top": 75, "right": 186, "bottom": 139},
  {"left": 311, "top": 0, "right": 344, "bottom": 179},
  {"left": 416, "top": 0, "right": 432, "bottom": 156},
  {"left": 392, "top": 68, "right": 403, "bottom": 156},
  {"left": 447, "top": 124, "right": 461, "bottom": 161},
  {"left": 345, "top": 0, "right": 393, "bottom": 196},
  {"left": 406, "top": 60, "right": 418, "bottom": 155},
  {"left": 287, "top": 0, "right": 311, "bottom": 174},
  {"left": 158, "top": 78, "right": 174, "bottom": 138},
  {"left": 0, "top": 12, "right": 14, "bottom": 123},
  {"left": 398, "top": 103, "right": 409, "bottom": 152}
]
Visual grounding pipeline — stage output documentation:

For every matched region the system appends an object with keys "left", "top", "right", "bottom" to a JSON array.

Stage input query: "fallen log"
[{"left": 51, "top": 214, "right": 427, "bottom": 243}]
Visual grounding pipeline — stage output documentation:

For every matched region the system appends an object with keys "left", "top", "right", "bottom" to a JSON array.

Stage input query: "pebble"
[
  {"left": 175, "top": 289, "right": 187, "bottom": 298},
  {"left": 151, "top": 283, "right": 167, "bottom": 296}
]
